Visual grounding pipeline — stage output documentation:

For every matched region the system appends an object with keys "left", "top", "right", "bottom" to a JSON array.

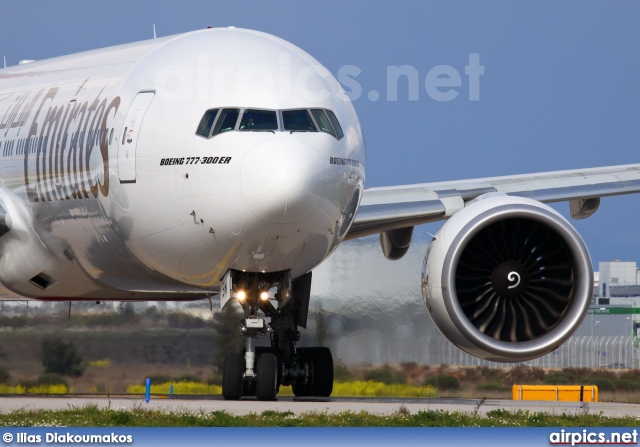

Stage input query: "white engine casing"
[{"left": 422, "top": 193, "right": 593, "bottom": 362}]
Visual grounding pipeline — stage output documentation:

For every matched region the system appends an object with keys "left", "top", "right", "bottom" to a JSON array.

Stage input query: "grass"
[
  {"left": 127, "top": 382, "right": 222, "bottom": 395},
  {"left": 126, "top": 381, "right": 437, "bottom": 398},
  {"left": 0, "top": 405, "right": 637, "bottom": 427},
  {"left": 0, "top": 384, "right": 68, "bottom": 395},
  {"left": 281, "top": 381, "right": 437, "bottom": 398}
]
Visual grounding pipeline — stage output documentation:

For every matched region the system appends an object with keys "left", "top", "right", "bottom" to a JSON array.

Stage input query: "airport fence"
[{"left": 437, "top": 336, "right": 637, "bottom": 369}]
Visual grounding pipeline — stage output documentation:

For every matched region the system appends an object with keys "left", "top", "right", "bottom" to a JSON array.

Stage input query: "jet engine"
[{"left": 422, "top": 193, "right": 593, "bottom": 362}]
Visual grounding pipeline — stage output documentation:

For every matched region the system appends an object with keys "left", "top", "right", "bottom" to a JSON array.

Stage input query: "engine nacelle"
[{"left": 422, "top": 193, "right": 593, "bottom": 362}]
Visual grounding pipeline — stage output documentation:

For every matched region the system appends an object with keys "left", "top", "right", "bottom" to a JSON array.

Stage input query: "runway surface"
[{"left": 1, "top": 395, "right": 639, "bottom": 417}]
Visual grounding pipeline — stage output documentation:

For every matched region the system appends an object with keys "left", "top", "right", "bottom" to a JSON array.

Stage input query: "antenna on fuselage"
[
  {"left": 153, "top": 24, "right": 157, "bottom": 39},
  {"left": 3, "top": 56, "right": 5, "bottom": 68}
]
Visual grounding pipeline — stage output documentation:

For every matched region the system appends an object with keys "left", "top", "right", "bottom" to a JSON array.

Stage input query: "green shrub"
[
  {"left": 2, "top": 383, "right": 68, "bottom": 394},
  {"left": 561, "top": 367, "right": 615, "bottom": 382},
  {"left": 425, "top": 374, "right": 460, "bottom": 390},
  {"left": 0, "top": 367, "right": 10, "bottom": 384},
  {"left": 117, "top": 302, "right": 136, "bottom": 320},
  {"left": 478, "top": 366, "right": 502, "bottom": 380},
  {"left": 175, "top": 374, "right": 201, "bottom": 383},
  {"left": 363, "top": 368, "right": 403, "bottom": 385},
  {"left": 334, "top": 363, "right": 354, "bottom": 382},
  {"left": 620, "top": 370, "right": 640, "bottom": 382},
  {"left": 143, "top": 306, "right": 162, "bottom": 323},
  {"left": 147, "top": 374, "right": 202, "bottom": 385},
  {"left": 19, "top": 373, "right": 68, "bottom": 389},
  {"left": 148, "top": 375, "right": 172, "bottom": 384},
  {"left": 400, "top": 362, "right": 419, "bottom": 373},
  {"left": 506, "top": 365, "right": 544, "bottom": 384},
  {"left": 543, "top": 373, "right": 572, "bottom": 385},
  {"left": 127, "top": 382, "right": 221, "bottom": 395},
  {"left": 459, "top": 367, "right": 481, "bottom": 383},
  {"left": 590, "top": 378, "right": 614, "bottom": 391},
  {"left": 87, "top": 359, "right": 111, "bottom": 368},
  {"left": 0, "top": 316, "right": 27, "bottom": 328},
  {"left": 41, "top": 338, "right": 85, "bottom": 377},
  {"left": 460, "top": 366, "right": 509, "bottom": 383},
  {"left": 17, "top": 380, "right": 37, "bottom": 389},
  {"left": 167, "top": 313, "right": 206, "bottom": 329},
  {"left": 613, "top": 379, "right": 640, "bottom": 391},
  {"left": 207, "top": 376, "right": 222, "bottom": 386},
  {"left": 212, "top": 304, "right": 244, "bottom": 369},
  {"left": 309, "top": 381, "right": 436, "bottom": 398},
  {"left": 36, "top": 373, "right": 68, "bottom": 387}
]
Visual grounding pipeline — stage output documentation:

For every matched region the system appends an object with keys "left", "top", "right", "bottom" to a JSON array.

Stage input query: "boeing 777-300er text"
[{"left": 0, "top": 28, "right": 638, "bottom": 400}]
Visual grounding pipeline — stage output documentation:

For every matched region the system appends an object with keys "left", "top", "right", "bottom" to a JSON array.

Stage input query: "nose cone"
[{"left": 241, "top": 139, "right": 324, "bottom": 224}]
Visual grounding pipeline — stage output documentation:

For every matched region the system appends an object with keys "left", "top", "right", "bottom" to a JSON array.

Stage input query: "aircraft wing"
[{"left": 347, "top": 163, "right": 640, "bottom": 240}]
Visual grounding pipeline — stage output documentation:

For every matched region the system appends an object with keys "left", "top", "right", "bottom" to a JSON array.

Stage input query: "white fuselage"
[{"left": 0, "top": 28, "right": 365, "bottom": 300}]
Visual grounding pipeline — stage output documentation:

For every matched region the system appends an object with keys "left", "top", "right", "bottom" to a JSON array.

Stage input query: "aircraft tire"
[
  {"left": 309, "top": 347, "right": 334, "bottom": 397},
  {"left": 222, "top": 352, "right": 244, "bottom": 400},
  {"left": 256, "top": 353, "right": 278, "bottom": 401},
  {"left": 292, "top": 347, "right": 333, "bottom": 397}
]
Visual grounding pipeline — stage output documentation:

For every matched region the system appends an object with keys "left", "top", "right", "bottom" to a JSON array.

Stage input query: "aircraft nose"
[{"left": 241, "top": 139, "right": 324, "bottom": 224}]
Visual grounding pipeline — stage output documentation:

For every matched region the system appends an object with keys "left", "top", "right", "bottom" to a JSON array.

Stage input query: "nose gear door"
[{"left": 117, "top": 91, "right": 155, "bottom": 183}]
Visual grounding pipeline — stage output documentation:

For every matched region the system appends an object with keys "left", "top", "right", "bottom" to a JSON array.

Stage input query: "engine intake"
[{"left": 422, "top": 194, "right": 593, "bottom": 362}]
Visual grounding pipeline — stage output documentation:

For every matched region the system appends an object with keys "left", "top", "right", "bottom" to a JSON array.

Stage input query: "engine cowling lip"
[{"left": 441, "top": 202, "right": 593, "bottom": 360}]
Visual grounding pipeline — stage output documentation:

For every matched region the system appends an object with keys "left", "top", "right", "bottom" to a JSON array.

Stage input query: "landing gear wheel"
[
  {"left": 292, "top": 347, "right": 333, "bottom": 397},
  {"left": 291, "top": 383, "right": 309, "bottom": 397},
  {"left": 310, "top": 347, "right": 333, "bottom": 397},
  {"left": 256, "top": 353, "right": 278, "bottom": 401},
  {"left": 292, "top": 348, "right": 311, "bottom": 397},
  {"left": 222, "top": 352, "right": 244, "bottom": 400}
]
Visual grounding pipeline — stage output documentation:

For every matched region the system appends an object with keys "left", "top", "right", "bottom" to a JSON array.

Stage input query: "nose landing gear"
[{"left": 220, "top": 270, "right": 333, "bottom": 401}]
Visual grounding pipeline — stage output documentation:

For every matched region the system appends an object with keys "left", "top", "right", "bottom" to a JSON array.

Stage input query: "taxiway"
[{"left": 0, "top": 396, "right": 638, "bottom": 418}]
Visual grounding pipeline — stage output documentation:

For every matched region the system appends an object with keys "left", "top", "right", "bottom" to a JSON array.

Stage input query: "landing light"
[
  {"left": 237, "top": 291, "right": 246, "bottom": 301},
  {"left": 260, "top": 292, "right": 269, "bottom": 300}
]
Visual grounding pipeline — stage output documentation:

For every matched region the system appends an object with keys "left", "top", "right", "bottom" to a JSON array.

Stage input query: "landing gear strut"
[{"left": 220, "top": 270, "right": 333, "bottom": 401}]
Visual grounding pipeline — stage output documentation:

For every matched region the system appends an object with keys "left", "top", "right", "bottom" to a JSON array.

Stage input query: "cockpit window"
[
  {"left": 310, "top": 109, "right": 336, "bottom": 138},
  {"left": 196, "top": 108, "right": 219, "bottom": 137},
  {"left": 212, "top": 108, "right": 240, "bottom": 136},
  {"left": 282, "top": 109, "right": 317, "bottom": 132},
  {"left": 239, "top": 109, "right": 278, "bottom": 131},
  {"left": 197, "top": 107, "right": 344, "bottom": 140},
  {"left": 325, "top": 110, "right": 344, "bottom": 140}
]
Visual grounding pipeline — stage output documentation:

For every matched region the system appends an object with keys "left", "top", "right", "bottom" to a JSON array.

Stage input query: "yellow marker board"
[{"left": 512, "top": 385, "right": 598, "bottom": 402}]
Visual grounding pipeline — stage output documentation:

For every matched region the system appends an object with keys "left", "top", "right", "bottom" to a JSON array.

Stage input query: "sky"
[{"left": 1, "top": 1, "right": 640, "bottom": 267}]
